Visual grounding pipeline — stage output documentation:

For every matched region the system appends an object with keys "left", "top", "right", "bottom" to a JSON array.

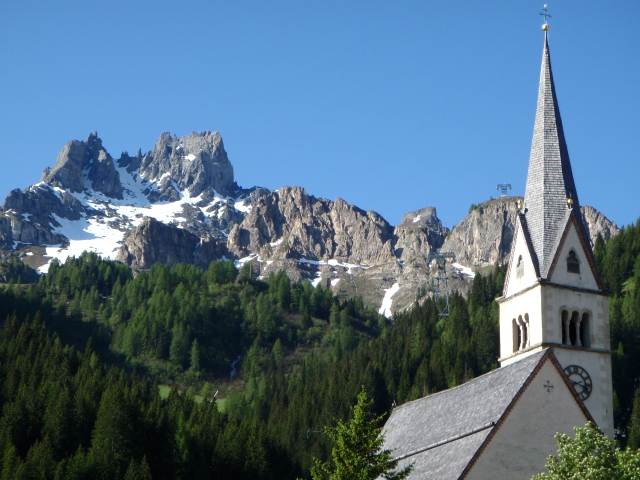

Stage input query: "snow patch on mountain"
[
  {"left": 234, "top": 200, "right": 252, "bottom": 213},
  {"left": 311, "top": 273, "right": 322, "bottom": 288},
  {"left": 299, "top": 257, "right": 371, "bottom": 275},
  {"left": 452, "top": 263, "right": 475, "bottom": 279},
  {"left": 379, "top": 282, "right": 400, "bottom": 318},
  {"left": 28, "top": 157, "right": 251, "bottom": 273}
]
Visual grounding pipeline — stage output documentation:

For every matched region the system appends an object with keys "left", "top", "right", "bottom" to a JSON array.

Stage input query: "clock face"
[{"left": 563, "top": 365, "right": 593, "bottom": 401}]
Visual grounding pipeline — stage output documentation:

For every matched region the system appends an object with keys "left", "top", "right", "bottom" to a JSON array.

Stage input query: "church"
[{"left": 381, "top": 23, "right": 614, "bottom": 480}]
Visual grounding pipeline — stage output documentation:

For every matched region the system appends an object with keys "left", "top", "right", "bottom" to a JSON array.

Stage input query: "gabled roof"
[
  {"left": 381, "top": 350, "right": 594, "bottom": 479},
  {"left": 546, "top": 214, "right": 604, "bottom": 290},
  {"left": 522, "top": 33, "right": 595, "bottom": 280}
]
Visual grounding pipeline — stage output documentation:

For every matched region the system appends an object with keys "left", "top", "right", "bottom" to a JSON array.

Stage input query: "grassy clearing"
[
  {"left": 157, "top": 384, "right": 213, "bottom": 405},
  {"left": 216, "top": 397, "right": 227, "bottom": 412},
  {"left": 158, "top": 384, "right": 172, "bottom": 400}
]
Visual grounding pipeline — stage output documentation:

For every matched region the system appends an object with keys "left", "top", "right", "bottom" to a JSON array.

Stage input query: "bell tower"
[{"left": 496, "top": 25, "right": 614, "bottom": 438}]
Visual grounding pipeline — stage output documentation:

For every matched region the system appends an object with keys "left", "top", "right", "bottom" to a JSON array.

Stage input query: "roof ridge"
[{"left": 391, "top": 350, "right": 547, "bottom": 413}]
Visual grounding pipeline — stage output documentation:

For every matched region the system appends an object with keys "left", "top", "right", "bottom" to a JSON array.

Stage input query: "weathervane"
[{"left": 540, "top": 4, "right": 551, "bottom": 31}]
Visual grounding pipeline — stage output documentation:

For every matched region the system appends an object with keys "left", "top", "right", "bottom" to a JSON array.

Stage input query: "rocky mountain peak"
[
  {"left": 227, "top": 186, "right": 396, "bottom": 266},
  {"left": 41, "top": 140, "right": 86, "bottom": 193},
  {"left": 116, "top": 216, "right": 229, "bottom": 270},
  {"left": 400, "top": 206, "right": 442, "bottom": 228},
  {"left": 1, "top": 130, "right": 621, "bottom": 319},
  {"left": 441, "top": 197, "right": 620, "bottom": 269},
  {"left": 41, "top": 132, "right": 123, "bottom": 199},
  {"left": 129, "top": 131, "right": 236, "bottom": 201}
]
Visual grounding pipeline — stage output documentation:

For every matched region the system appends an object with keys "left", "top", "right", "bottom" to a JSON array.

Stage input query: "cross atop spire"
[
  {"left": 539, "top": 4, "right": 552, "bottom": 24},
  {"left": 522, "top": 33, "right": 596, "bottom": 280}
]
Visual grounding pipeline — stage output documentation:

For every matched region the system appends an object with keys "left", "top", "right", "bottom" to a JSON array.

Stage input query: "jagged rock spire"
[{"left": 523, "top": 32, "right": 592, "bottom": 278}]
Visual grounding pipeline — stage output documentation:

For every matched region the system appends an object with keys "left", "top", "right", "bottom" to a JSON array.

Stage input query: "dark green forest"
[{"left": 1, "top": 218, "right": 640, "bottom": 478}]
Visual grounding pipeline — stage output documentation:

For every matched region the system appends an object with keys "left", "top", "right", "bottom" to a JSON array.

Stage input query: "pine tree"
[
  {"left": 189, "top": 339, "right": 201, "bottom": 374},
  {"left": 89, "top": 382, "right": 135, "bottom": 479},
  {"left": 272, "top": 339, "right": 284, "bottom": 367},
  {"left": 628, "top": 389, "right": 640, "bottom": 449},
  {"left": 310, "top": 388, "right": 412, "bottom": 480},
  {"left": 1, "top": 443, "right": 23, "bottom": 480},
  {"left": 301, "top": 307, "right": 313, "bottom": 331},
  {"left": 124, "top": 456, "right": 152, "bottom": 480},
  {"left": 169, "top": 323, "right": 190, "bottom": 369},
  {"left": 23, "top": 437, "right": 56, "bottom": 479}
]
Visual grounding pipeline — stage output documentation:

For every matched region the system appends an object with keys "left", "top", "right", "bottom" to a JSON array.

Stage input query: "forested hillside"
[
  {"left": 594, "top": 221, "right": 640, "bottom": 430},
  {"left": 1, "top": 217, "right": 640, "bottom": 478},
  {"left": 0, "top": 251, "right": 504, "bottom": 479}
]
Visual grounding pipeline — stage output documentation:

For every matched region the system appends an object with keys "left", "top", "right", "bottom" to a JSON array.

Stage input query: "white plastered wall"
[
  {"left": 548, "top": 222, "right": 598, "bottom": 290},
  {"left": 542, "top": 285, "right": 613, "bottom": 438},
  {"left": 504, "top": 225, "right": 539, "bottom": 298},
  {"left": 466, "top": 361, "right": 591, "bottom": 480},
  {"left": 551, "top": 347, "right": 614, "bottom": 439},
  {"left": 499, "top": 286, "right": 543, "bottom": 364}
]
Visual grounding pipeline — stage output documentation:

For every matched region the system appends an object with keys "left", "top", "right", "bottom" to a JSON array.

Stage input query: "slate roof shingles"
[
  {"left": 522, "top": 34, "right": 594, "bottom": 279},
  {"left": 381, "top": 351, "right": 548, "bottom": 479}
]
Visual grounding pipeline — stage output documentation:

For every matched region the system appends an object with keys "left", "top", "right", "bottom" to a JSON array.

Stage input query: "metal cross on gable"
[
  {"left": 543, "top": 380, "right": 554, "bottom": 393},
  {"left": 540, "top": 4, "right": 552, "bottom": 23}
]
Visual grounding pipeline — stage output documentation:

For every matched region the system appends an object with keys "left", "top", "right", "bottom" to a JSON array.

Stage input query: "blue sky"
[{"left": 1, "top": 1, "right": 638, "bottom": 229}]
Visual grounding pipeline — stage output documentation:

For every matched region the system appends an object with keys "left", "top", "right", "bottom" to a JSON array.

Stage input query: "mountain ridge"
[{"left": 0, "top": 131, "right": 619, "bottom": 316}]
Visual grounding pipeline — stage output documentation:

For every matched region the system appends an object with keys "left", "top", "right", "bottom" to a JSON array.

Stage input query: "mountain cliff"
[
  {"left": 0, "top": 132, "right": 619, "bottom": 316},
  {"left": 442, "top": 197, "right": 620, "bottom": 270}
]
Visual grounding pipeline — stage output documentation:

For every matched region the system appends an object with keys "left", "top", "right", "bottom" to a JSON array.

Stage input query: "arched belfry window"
[
  {"left": 512, "top": 315, "right": 530, "bottom": 353},
  {"left": 561, "top": 309, "right": 590, "bottom": 348},
  {"left": 569, "top": 311, "right": 579, "bottom": 346},
  {"left": 581, "top": 313, "right": 591, "bottom": 348},
  {"left": 567, "top": 250, "right": 580, "bottom": 274},
  {"left": 516, "top": 255, "right": 524, "bottom": 278}
]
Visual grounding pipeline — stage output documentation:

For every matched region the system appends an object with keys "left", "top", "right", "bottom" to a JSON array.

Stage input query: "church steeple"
[
  {"left": 498, "top": 23, "right": 613, "bottom": 439},
  {"left": 522, "top": 32, "right": 593, "bottom": 279}
]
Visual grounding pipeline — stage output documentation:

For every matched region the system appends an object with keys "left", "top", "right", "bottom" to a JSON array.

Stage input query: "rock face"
[
  {"left": 0, "top": 185, "right": 86, "bottom": 247},
  {"left": 394, "top": 207, "right": 448, "bottom": 264},
  {"left": 116, "top": 217, "right": 229, "bottom": 270},
  {"left": 224, "top": 191, "right": 451, "bottom": 313},
  {"left": 41, "top": 140, "right": 86, "bottom": 193},
  {"left": 581, "top": 205, "right": 620, "bottom": 246},
  {"left": 42, "top": 133, "right": 123, "bottom": 199},
  {"left": 130, "top": 131, "right": 237, "bottom": 199},
  {"left": 227, "top": 186, "right": 396, "bottom": 266},
  {"left": 0, "top": 130, "right": 253, "bottom": 273},
  {"left": 442, "top": 197, "right": 520, "bottom": 268},
  {"left": 0, "top": 130, "right": 621, "bottom": 318},
  {"left": 442, "top": 197, "right": 620, "bottom": 269}
]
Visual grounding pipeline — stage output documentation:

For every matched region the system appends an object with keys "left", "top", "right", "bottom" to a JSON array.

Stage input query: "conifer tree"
[
  {"left": 124, "top": 456, "right": 152, "bottom": 480},
  {"left": 272, "top": 338, "right": 284, "bottom": 367},
  {"left": 301, "top": 307, "right": 313, "bottom": 331},
  {"left": 310, "top": 388, "right": 412, "bottom": 480},
  {"left": 628, "top": 389, "right": 640, "bottom": 449},
  {"left": 89, "top": 382, "right": 135, "bottom": 479},
  {"left": 169, "top": 323, "right": 190, "bottom": 369},
  {"left": 189, "top": 339, "right": 201, "bottom": 374}
]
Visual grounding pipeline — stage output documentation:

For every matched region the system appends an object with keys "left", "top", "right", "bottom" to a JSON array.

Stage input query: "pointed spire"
[{"left": 523, "top": 33, "right": 592, "bottom": 278}]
